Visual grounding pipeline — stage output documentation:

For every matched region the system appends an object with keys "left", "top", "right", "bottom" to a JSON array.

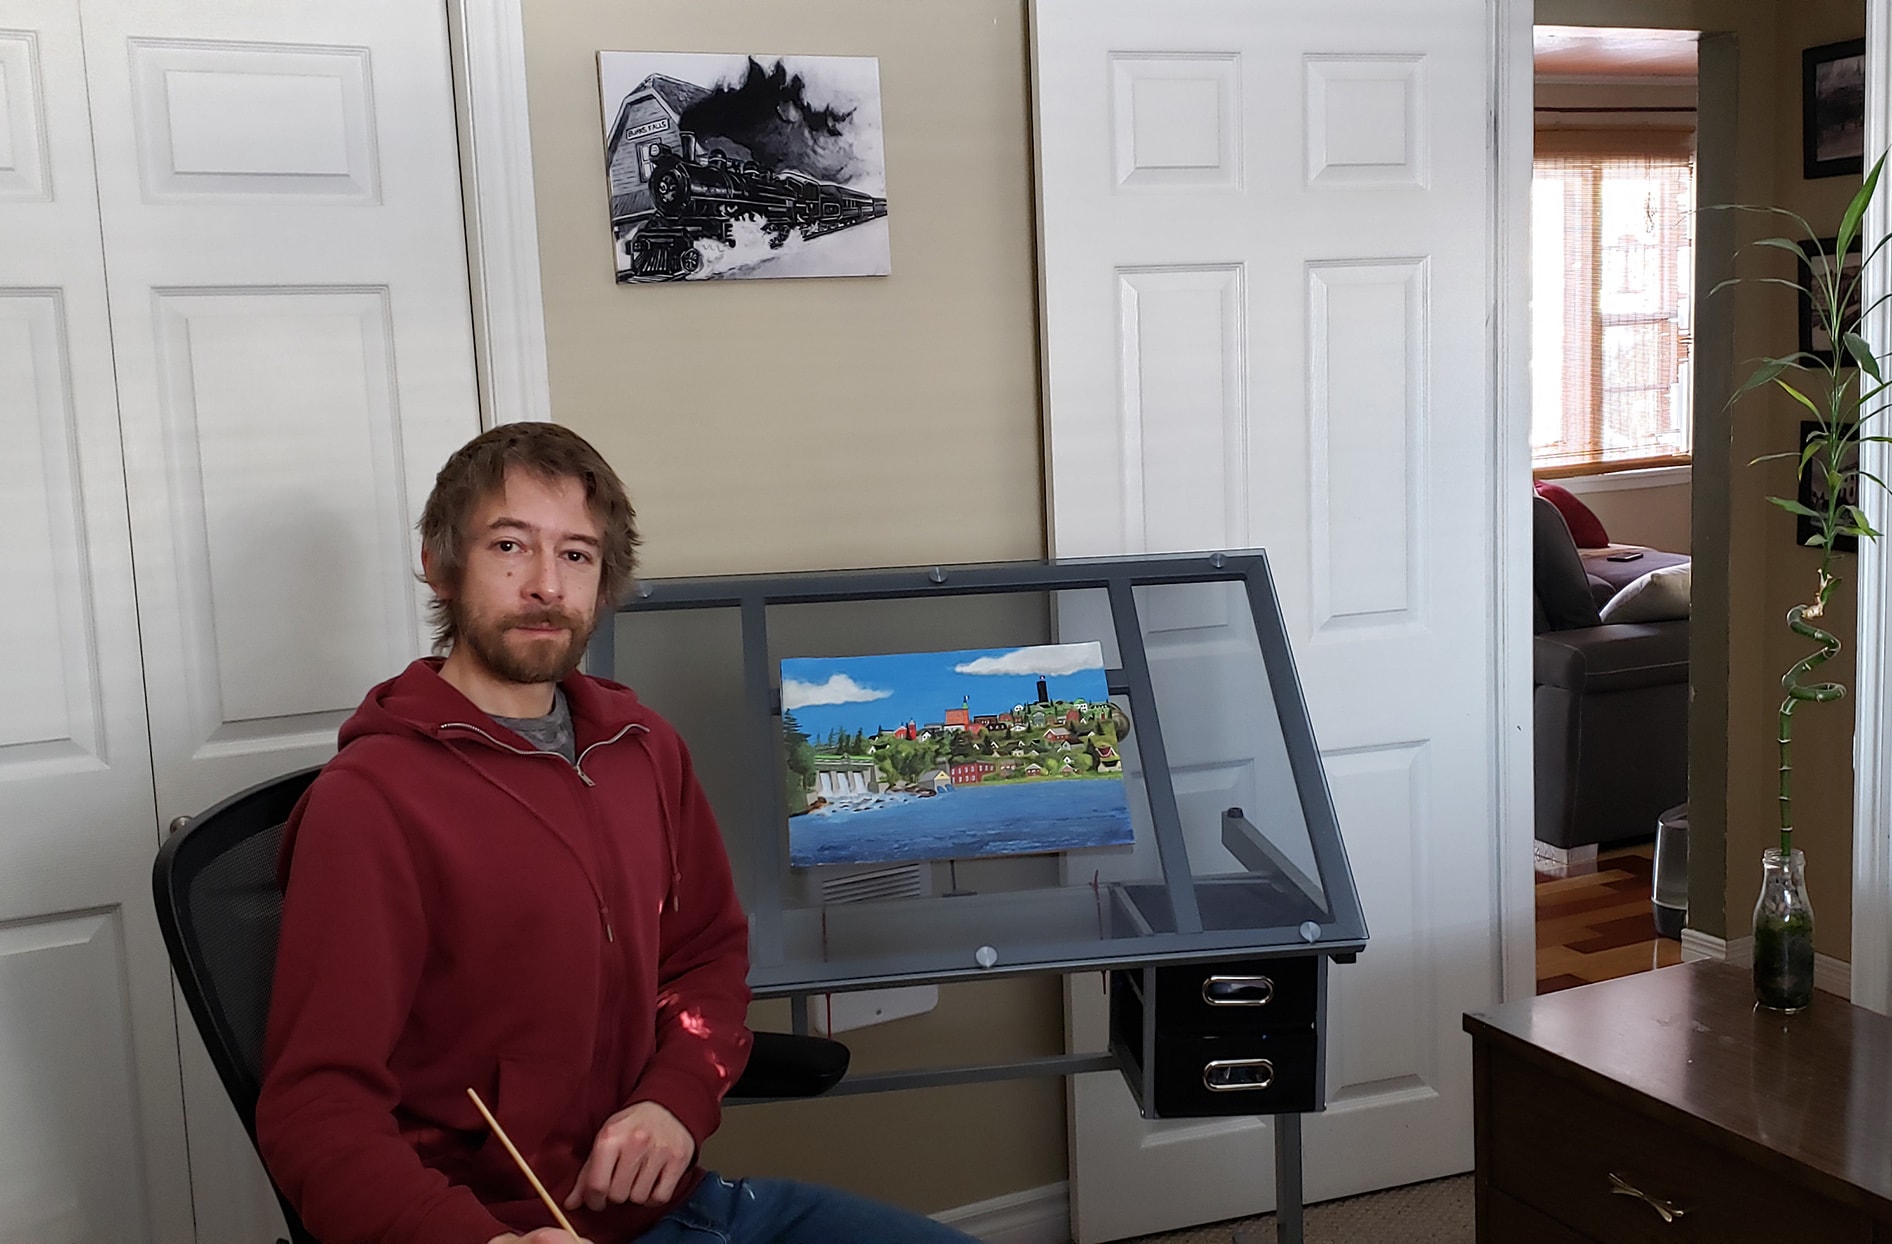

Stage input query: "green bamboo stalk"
[
  {"left": 1778, "top": 593, "right": 1843, "bottom": 857},
  {"left": 1725, "top": 155, "right": 1888, "bottom": 860}
]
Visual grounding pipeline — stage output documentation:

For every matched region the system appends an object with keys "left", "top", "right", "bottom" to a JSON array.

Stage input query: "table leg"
[{"left": 1274, "top": 1113, "right": 1303, "bottom": 1244}]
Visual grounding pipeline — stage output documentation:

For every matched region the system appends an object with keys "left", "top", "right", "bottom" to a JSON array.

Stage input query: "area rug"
[{"left": 1125, "top": 1174, "right": 1474, "bottom": 1243}]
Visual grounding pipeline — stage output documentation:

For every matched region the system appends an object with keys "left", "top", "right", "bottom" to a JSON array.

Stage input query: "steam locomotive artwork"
[
  {"left": 621, "top": 135, "right": 889, "bottom": 281},
  {"left": 597, "top": 53, "right": 892, "bottom": 283}
]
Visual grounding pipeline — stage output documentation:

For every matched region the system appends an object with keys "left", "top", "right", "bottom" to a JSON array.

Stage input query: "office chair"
[{"left": 154, "top": 766, "right": 849, "bottom": 1244}]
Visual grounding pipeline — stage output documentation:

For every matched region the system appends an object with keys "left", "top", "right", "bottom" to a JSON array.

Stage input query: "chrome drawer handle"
[
  {"left": 1608, "top": 1171, "right": 1685, "bottom": 1224},
  {"left": 1202, "top": 974, "right": 1275, "bottom": 1006},
  {"left": 1203, "top": 1058, "right": 1274, "bottom": 1092}
]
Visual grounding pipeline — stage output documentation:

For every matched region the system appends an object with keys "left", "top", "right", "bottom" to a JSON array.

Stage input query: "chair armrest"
[
  {"left": 1534, "top": 620, "right": 1689, "bottom": 694},
  {"left": 729, "top": 1031, "right": 850, "bottom": 1100}
]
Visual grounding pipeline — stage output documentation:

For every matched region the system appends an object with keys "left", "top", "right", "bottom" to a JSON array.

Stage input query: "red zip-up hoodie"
[{"left": 256, "top": 659, "right": 754, "bottom": 1244}]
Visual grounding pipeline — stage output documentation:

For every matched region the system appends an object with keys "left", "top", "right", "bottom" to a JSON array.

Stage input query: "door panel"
[
  {"left": 0, "top": 4, "right": 193, "bottom": 1239},
  {"left": 149, "top": 289, "right": 412, "bottom": 750},
  {"left": 78, "top": 2, "right": 483, "bottom": 1237},
  {"left": 0, "top": 914, "right": 151, "bottom": 1241},
  {"left": 1036, "top": 1, "right": 1497, "bottom": 1238}
]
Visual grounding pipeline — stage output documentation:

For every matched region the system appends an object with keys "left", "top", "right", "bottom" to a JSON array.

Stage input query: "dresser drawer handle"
[
  {"left": 1608, "top": 1171, "right": 1686, "bottom": 1224},
  {"left": 1203, "top": 1058, "right": 1274, "bottom": 1092},
  {"left": 1202, "top": 975, "right": 1275, "bottom": 1006}
]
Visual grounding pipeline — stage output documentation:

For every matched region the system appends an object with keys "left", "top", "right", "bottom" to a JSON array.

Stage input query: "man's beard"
[{"left": 451, "top": 599, "right": 598, "bottom": 687}]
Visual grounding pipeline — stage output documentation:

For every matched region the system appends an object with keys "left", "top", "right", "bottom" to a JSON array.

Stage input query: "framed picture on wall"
[
  {"left": 1803, "top": 38, "right": 1866, "bottom": 179},
  {"left": 596, "top": 51, "right": 892, "bottom": 283},
  {"left": 1797, "top": 235, "right": 1863, "bottom": 368},
  {"left": 1796, "top": 420, "right": 1860, "bottom": 553}
]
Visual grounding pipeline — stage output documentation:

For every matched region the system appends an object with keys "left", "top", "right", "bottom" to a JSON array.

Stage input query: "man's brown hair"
[{"left": 418, "top": 422, "right": 639, "bottom": 651}]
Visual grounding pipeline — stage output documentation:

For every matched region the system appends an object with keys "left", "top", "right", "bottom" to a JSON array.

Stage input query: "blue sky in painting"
[{"left": 781, "top": 643, "right": 1110, "bottom": 740}]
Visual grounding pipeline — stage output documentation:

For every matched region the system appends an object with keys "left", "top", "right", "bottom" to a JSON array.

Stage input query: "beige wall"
[
  {"left": 1564, "top": 479, "right": 1693, "bottom": 553},
  {"left": 523, "top": 0, "right": 1044, "bottom": 580},
  {"left": 520, "top": 0, "right": 1063, "bottom": 1215},
  {"left": 1742, "top": 0, "right": 1866, "bottom": 956}
]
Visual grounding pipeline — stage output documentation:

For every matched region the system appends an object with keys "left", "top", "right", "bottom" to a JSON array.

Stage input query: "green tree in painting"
[{"left": 782, "top": 711, "right": 815, "bottom": 811}]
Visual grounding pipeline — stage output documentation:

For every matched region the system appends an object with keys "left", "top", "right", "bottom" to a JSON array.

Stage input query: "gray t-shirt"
[{"left": 490, "top": 686, "right": 576, "bottom": 763}]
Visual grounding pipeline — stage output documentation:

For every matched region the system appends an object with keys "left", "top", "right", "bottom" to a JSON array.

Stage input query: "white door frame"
[
  {"left": 1852, "top": 0, "right": 1892, "bottom": 1016},
  {"left": 448, "top": 0, "right": 552, "bottom": 428},
  {"left": 1492, "top": 0, "right": 1537, "bottom": 1005}
]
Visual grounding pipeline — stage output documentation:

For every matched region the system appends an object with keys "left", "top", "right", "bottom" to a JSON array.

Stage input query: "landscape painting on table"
[
  {"left": 781, "top": 643, "right": 1134, "bottom": 868},
  {"left": 597, "top": 50, "right": 891, "bottom": 282}
]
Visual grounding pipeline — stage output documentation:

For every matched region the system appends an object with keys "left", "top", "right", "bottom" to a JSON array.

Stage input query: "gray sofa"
[{"left": 1532, "top": 495, "right": 1689, "bottom": 852}]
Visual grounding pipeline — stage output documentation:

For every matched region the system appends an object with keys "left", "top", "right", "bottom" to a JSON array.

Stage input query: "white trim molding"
[
  {"left": 1555, "top": 464, "right": 1692, "bottom": 495},
  {"left": 1852, "top": 0, "right": 1892, "bottom": 1016},
  {"left": 1680, "top": 930, "right": 1853, "bottom": 998},
  {"left": 1492, "top": 0, "right": 1538, "bottom": 1005},
  {"left": 934, "top": 1181, "right": 1070, "bottom": 1244},
  {"left": 448, "top": 0, "right": 552, "bottom": 427}
]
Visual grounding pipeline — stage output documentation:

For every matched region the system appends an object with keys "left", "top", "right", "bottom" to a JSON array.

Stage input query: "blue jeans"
[{"left": 636, "top": 1172, "right": 978, "bottom": 1243}]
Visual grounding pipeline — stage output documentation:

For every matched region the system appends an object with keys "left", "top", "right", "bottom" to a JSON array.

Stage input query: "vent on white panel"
[
  {"left": 807, "top": 861, "right": 937, "bottom": 1035},
  {"left": 817, "top": 861, "right": 930, "bottom": 905}
]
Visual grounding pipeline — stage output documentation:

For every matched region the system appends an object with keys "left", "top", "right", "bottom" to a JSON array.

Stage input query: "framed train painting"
[{"left": 596, "top": 52, "right": 892, "bottom": 283}]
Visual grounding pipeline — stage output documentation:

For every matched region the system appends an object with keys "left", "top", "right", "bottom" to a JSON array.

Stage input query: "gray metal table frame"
[{"left": 588, "top": 553, "right": 1368, "bottom": 1244}]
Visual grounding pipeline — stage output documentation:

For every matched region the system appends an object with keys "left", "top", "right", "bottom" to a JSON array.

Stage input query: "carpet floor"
[{"left": 1123, "top": 1174, "right": 1474, "bottom": 1243}]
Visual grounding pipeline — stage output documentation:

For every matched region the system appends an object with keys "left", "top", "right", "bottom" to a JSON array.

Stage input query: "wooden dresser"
[{"left": 1463, "top": 960, "right": 1892, "bottom": 1242}]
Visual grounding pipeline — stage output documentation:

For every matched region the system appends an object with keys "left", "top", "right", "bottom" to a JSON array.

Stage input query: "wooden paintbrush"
[{"left": 466, "top": 1085, "right": 579, "bottom": 1236}]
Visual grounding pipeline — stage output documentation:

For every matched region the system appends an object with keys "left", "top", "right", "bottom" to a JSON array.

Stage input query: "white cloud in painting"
[
  {"left": 953, "top": 643, "right": 1105, "bottom": 678},
  {"left": 782, "top": 673, "right": 893, "bottom": 709}
]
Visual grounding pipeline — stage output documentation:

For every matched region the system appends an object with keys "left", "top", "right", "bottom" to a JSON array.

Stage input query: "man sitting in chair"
[{"left": 256, "top": 423, "right": 972, "bottom": 1244}]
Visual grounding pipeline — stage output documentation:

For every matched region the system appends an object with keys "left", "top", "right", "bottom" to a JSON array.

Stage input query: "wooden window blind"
[{"left": 1531, "top": 130, "right": 1695, "bottom": 477}]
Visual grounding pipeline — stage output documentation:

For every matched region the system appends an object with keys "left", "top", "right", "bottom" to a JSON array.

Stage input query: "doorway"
[
  {"left": 1527, "top": 25, "right": 1699, "bottom": 994},
  {"left": 1523, "top": 6, "right": 1872, "bottom": 998}
]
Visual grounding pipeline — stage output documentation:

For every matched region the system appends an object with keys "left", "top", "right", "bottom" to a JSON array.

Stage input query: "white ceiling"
[{"left": 1533, "top": 26, "right": 1699, "bottom": 79}]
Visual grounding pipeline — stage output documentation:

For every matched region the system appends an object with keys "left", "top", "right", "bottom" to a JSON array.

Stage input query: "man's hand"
[
  {"left": 486, "top": 1232, "right": 593, "bottom": 1244},
  {"left": 563, "top": 1100, "right": 695, "bottom": 1212}
]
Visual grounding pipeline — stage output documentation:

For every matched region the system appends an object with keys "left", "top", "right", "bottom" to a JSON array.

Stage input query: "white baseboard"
[
  {"left": 1679, "top": 928, "right": 1736, "bottom": 964},
  {"left": 934, "top": 1181, "right": 1070, "bottom": 1244},
  {"left": 1678, "top": 929, "right": 1852, "bottom": 997},
  {"left": 1534, "top": 840, "right": 1598, "bottom": 877}
]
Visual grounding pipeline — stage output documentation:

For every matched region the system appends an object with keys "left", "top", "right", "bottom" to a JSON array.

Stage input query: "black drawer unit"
[{"left": 1109, "top": 955, "right": 1326, "bottom": 1118}]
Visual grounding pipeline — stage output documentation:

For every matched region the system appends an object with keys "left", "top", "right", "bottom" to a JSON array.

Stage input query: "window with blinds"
[{"left": 1531, "top": 131, "right": 1695, "bottom": 477}]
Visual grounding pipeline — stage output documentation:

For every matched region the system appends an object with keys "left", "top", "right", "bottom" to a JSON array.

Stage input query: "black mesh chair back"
[{"left": 153, "top": 766, "right": 322, "bottom": 1244}]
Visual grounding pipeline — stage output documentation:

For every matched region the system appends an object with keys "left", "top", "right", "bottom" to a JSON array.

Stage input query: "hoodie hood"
[
  {"left": 289, "top": 659, "right": 680, "bottom": 909},
  {"left": 339, "top": 656, "right": 656, "bottom": 753}
]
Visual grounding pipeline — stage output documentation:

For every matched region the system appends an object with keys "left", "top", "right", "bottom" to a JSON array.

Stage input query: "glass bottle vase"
[{"left": 1752, "top": 846, "right": 1815, "bottom": 1013}]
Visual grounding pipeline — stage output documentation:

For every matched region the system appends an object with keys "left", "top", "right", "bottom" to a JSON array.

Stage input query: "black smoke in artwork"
[{"left": 680, "top": 58, "right": 868, "bottom": 185}]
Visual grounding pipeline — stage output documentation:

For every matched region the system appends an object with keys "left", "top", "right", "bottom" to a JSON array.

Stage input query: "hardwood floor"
[{"left": 1536, "top": 842, "right": 1680, "bottom": 994}]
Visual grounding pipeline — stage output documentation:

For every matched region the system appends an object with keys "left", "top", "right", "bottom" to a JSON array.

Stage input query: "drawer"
[
  {"left": 1110, "top": 956, "right": 1324, "bottom": 1118},
  {"left": 1487, "top": 1052, "right": 1871, "bottom": 1244},
  {"left": 1115, "top": 1025, "right": 1319, "bottom": 1118},
  {"left": 1148, "top": 956, "right": 1320, "bottom": 1030},
  {"left": 1484, "top": 1186, "right": 1595, "bottom": 1244}
]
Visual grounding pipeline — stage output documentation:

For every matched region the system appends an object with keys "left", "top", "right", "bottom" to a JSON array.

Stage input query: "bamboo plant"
[{"left": 1724, "top": 154, "right": 1890, "bottom": 860}]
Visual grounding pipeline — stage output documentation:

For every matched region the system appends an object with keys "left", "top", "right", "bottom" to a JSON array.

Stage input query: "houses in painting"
[{"left": 783, "top": 681, "right": 1124, "bottom": 813}]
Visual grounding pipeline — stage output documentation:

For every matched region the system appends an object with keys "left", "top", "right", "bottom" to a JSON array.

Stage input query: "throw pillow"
[
  {"left": 1599, "top": 562, "right": 1692, "bottom": 624},
  {"left": 1534, "top": 481, "right": 1610, "bottom": 548}
]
